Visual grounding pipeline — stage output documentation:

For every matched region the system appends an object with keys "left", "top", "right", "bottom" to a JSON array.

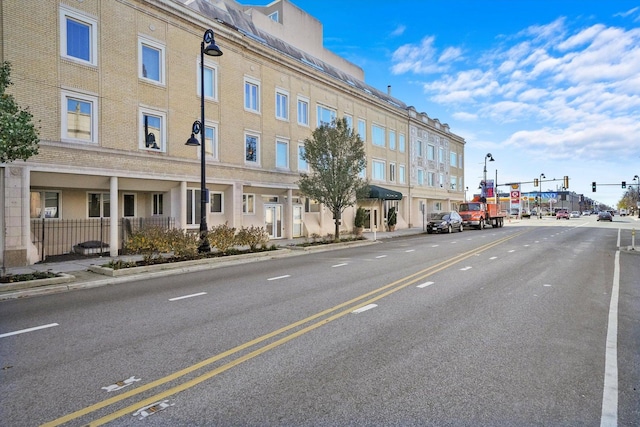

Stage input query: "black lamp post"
[
  {"left": 482, "top": 153, "right": 494, "bottom": 201},
  {"left": 538, "top": 173, "right": 545, "bottom": 218},
  {"left": 634, "top": 175, "right": 640, "bottom": 218},
  {"left": 185, "top": 29, "right": 223, "bottom": 253}
]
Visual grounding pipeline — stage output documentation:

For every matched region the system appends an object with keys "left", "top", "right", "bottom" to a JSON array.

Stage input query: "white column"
[
  {"left": 284, "top": 188, "right": 293, "bottom": 239},
  {"left": 110, "top": 176, "right": 118, "bottom": 256}
]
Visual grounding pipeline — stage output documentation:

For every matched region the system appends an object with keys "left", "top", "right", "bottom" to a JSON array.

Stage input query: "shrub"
[
  {"left": 125, "top": 226, "right": 172, "bottom": 262},
  {"left": 166, "top": 228, "right": 199, "bottom": 257},
  {"left": 209, "top": 223, "right": 237, "bottom": 253},
  {"left": 236, "top": 225, "right": 269, "bottom": 251},
  {"left": 354, "top": 207, "right": 366, "bottom": 228}
]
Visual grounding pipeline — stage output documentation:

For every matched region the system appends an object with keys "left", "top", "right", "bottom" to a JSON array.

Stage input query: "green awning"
[{"left": 368, "top": 185, "right": 403, "bottom": 200}]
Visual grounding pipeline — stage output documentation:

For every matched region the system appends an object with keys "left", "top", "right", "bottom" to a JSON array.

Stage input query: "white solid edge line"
[
  {"left": 600, "top": 250, "right": 619, "bottom": 427},
  {"left": 0, "top": 323, "right": 59, "bottom": 338},
  {"left": 267, "top": 275, "right": 291, "bottom": 281},
  {"left": 169, "top": 292, "right": 207, "bottom": 301}
]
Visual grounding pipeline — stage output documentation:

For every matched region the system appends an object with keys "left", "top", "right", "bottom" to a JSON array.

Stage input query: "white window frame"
[
  {"left": 439, "top": 173, "right": 445, "bottom": 187},
  {"left": 30, "top": 190, "right": 61, "bottom": 219},
  {"left": 139, "top": 107, "right": 166, "bottom": 152},
  {"left": 186, "top": 188, "right": 202, "bottom": 226},
  {"left": 210, "top": 192, "right": 224, "bottom": 214},
  {"left": 244, "top": 77, "right": 261, "bottom": 113},
  {"left": 357, "top": 119, "right": 366, "bottom": 142},
  {"left": 389, "top": 163, "right": 396, "bottom": 183},
  {"left": 428, "top": 172, "right": 435, "bottom": 187},
  {"left": 434, "top": 202, "right": 443, "bottom": 211},
  {"left": 417, "top": 169, "right": 424, "bottom": 186},
  {"left": 275, "top": 89, "right": 289, "bottom": 121},
  {"left": 372, "top": 124, "right": 385, "bottom": 147},
  {"left": 427, "top": 144, "right": 435, "bottom": 161},
  {"left": 61, "top": 89, "right": 98, "bottom": 144},
  {"left": 245, "top": 133, "right": 260, "bottom": 165},
  {"left": 416, "top": 140, "right": 424, "bottom": 157},
  {"left": 243, "top": 194, "right": 255, "bottom": 214},
  {"left": 398, "top": 165, "right": 406, "bottom": 184},
  {"left": 152, "top": 193, "right": 164, "bottom": 216},
  {"left": 450, "top": 151, "right": 457, "bottom": 168},
  {"left": 459, "top": 154, "right": 464, "bottom": 169},
  {"left": 201, "top": 122, "right": 218, "bottom": 160},
  {"left": 372, "top": 159, "right": 385, "bottom": 181},
  {"left": 197, "top": 59, "right": 219, "bottom": 101},
  {"left": 298, "top": 143, "right": 309, "bottom": 172},
  {"left": 451, "top": 176, "right": 458, "bottom": 190},
  {"left": 317, "top": 104, "right": 336, "bottom": 127},
  {"left": 138, "top": 36, "right": 166, "bottom": 85},
  {"left": 439, "top": 147, "right": 445, "bottom": 163},
  {"left": 344, "top": 114, "right": 353, "bottom": 130},
  {"left": 87, "top": 192, "right": 110, "bottom": 218},
  {"left": 60, "top": 6, "right": 98, "bottom": 66},
  {"left": 399, "top": 133, "right": 406, "bottom": 153},
  {"left": 389, "top": 130, "right": 396, "bottom": 150},
  {"left": 297, "top": 97, "right": 309, "bottom": 126},
  {"left": 276, "top": 139, "right": 289, "bottom": 169}
]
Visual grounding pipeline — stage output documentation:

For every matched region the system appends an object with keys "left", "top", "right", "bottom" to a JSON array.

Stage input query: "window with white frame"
[
  {"left": 417, "top": 169, "right": 424, "bottom": 186},
  {"left": 276, "top": 89, "right": 289, "bottom": 120},
  {"left": 88, "top": 192, "right": 110, "bottom": 218},
  {"left": 139, "top": 37, "right": 165, "bottom": 84},
  {"left": 30, "top": 191, "right": 60, "bottom": 219},
  {"left": 372, "top": 160, "right": 385, "bottom": 181},
  {"left": 427, "top": 144, "right": 435, "bottom": 161},
  {"left": 399, "top": 133, "right": 406, "bottom": 152},
  {"left": 398, "top": 165, "right": 406, "bottom": 184},
  {"left": 298, "top": 144, "right": 309, "bottom": 171},
  {"left": 139, "top": 108, "right": 165, "bottom": 152},
  {"left": 450, "top": 151, "right": 457, "bottom": 168},
  {"left": 459, "top": 154, "right": 463, "bottom": 169},
  {"left": 451, "top": 176, "right": 458, "bottom": 190},
  {"left": 428, "top": 172, "right": 435, "bottom": 187},
  {"left": 297, "top": 97, "right": 309, "bottom": 126},
  {"left": 245, "top": 134, "right": 259, "bottom": 164},
  {"left": 244, "top": 78, "right": 260, "bottom": 113},
  {"left": 210, "top": 192, "right": 223, "bottom": 213},
  {"left": 416, "top": 139, "right": 424, "bottom": 157},
  {"left": 389, "top": 130, "right": 396, "bottom": 150},
  {"left": 439, "top": 147, "right": 445, "bottom": 163},
  {"left": 243, "top": 194, "right": 255, "bottom": 214},
  {"left": 123, "top": 194, "right": 136, "bottom": 217},
  {"left": 268, "top": 11, "right": 279, "bottom": 22},
  {"left": 439, "top": 173, "right": 444, "bottom": 187},
  {"left": 357, "top": 119, "right": 366, "bottom": 141},
  {"left": 344, "top": 114, "right": 353, "bottom": 130},
  {"left": 389, "top": 163, "right": 396, "bottom": 182},
  {"left": 198, "top": 61, "right": 218, "bottom": 100},
  {"left": 276, "top": 140, "right": 289, "bottom": 169},
  {"left": 372, "top": 124, "right": 385, "bottom": 147},
  {"left": 61, "top": 90, "right": 98, "bottom": 143},
  {"left": 152, "top": 193, "right": 164, "bottom": 215},
  {"left": 434, "top": 202, "right": 443, "bottom": 211},
  {"left": 186, "top": 188, "right": 202, "bottom": 226},
  {"left": 204, "top": 124, "right": 218, "bottom": 159},
  {"left": 317, "top": 105, "right": 336, "bottom": 127},
  {"left": 60, "top": 6, "right": 97, "bottom": 66}
]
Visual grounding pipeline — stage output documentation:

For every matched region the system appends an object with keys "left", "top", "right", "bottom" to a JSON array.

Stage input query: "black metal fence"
[{"left": 30, "top": 217, "right": 175, "bottom": 261}]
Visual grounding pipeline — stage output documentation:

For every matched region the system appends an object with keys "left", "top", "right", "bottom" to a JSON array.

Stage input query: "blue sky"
[{"left": 242, "top": 0, "right": 640, "bottom": 207}]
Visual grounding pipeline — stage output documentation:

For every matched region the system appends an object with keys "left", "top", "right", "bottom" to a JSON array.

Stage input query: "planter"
[{"left": 0, "top": 273, "right": 74, "bottom": 292}]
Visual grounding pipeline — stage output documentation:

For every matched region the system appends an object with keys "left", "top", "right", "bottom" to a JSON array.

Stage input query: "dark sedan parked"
[
  {"left": 427, "top": 211, "right": 464, "bottom": 234},
  {"left": 597, "top": 211, "right": 613, "bottom": 222}
]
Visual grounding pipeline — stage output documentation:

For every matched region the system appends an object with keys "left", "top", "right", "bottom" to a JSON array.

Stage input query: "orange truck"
[{"left": 458, "top": 200, "right": 507, "bottom": 229}]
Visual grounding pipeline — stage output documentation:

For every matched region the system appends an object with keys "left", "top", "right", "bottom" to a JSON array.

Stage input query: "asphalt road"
[{"left": 1, "top": 219, "right": 638, "bottom": 426}]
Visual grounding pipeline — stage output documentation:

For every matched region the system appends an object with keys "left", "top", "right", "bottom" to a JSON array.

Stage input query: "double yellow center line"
[{"left": 43, "top": 230, "right": 526, "bottom": 426}]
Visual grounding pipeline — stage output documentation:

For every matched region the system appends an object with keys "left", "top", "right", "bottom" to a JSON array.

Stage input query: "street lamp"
[
  {"left": 538, "top": 173, "right": 545, "bottom": 219},
  {"left": 185, "top": 29, "right": 223, "bottom": 253},
  {"left": 482, "top": 153, "right": 494, "bottom": 201},
  {"left": 634, "top": 175, "right": 640, "bottom": 217}
]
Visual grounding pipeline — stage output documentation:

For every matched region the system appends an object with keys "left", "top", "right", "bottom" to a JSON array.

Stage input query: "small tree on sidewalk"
[
  {"left": 298, "top": 117, "right": 368, "bottom": 241},
  {"left": 0, "top": 61, "right": 40, "bottom": 163}
]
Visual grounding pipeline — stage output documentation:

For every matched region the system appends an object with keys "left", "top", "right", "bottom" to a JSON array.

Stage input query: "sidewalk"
[{"left": 0, "top": 227, "right": 426, "bottom": 300}]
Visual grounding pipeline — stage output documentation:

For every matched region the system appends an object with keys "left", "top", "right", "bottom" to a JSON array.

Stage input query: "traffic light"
[
  {"left": 534, "top": 178, "right": 539, "bottom": 187},
  {"left": 622, "top": 181, "right": 626, "bottom": 189},
  {"left": 563, "top": 176, "right": 569, "bottom": 188},
  {"left": 592, "top": 182, "right": 596, "bottom": 192}
]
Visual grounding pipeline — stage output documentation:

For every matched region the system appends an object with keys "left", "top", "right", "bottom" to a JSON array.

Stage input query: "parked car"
[
  {"left": 597, "top": 211, "right": 613, "bottom": 222},
  {"left": 556, "top": 209, "right": 570, "bottom": 220},
  {"left": 570, "top": 211, "right": 580, "bottom": 218},
  {"left": 582, "top": 211, "right": 590, "bottom": 216},
  {"left": 620, "top": 209, "right": 627, "bottom": 216},
  {"left": 427, "top": 211, "right": 464, "bottom": 234}
]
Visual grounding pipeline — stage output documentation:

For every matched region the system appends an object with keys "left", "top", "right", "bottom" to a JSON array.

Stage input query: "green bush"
[
  {"left": 236, "top": 225, "right": 269, "bottom": 251},
  {"left": 209, "top": 223, "right": 237, "bottom": 253},
  {"left": 165, "top": 228, "right": 199, "bottom": 257},
  {"left": 125, "top": 226, "right": 172, "bottom": 262}
]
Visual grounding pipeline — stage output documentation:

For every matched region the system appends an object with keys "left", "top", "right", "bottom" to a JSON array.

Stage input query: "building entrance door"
[
  {"left": 265, "top": 204, "right": 283, "bottom": 238},
  {"left": 292, "top": 205, "right": 303, "bottom": 237}
]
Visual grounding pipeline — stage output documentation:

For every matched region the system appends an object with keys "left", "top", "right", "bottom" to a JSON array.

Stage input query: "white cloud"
[
  {"left": 389, "top": 24, "right": 406, "bottom": 37},
  {"left": 390, "top": 36, "right": 449, "bottom": 74}
]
